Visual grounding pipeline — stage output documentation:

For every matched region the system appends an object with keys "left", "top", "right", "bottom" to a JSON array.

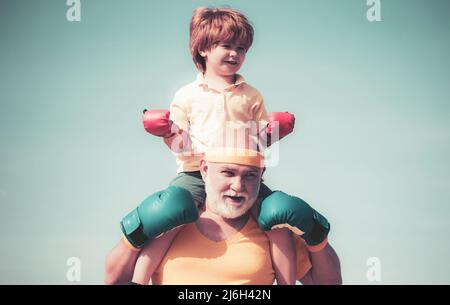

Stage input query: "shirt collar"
[{"left": 196, "top": 73, "right": 246, "bottom": 92}]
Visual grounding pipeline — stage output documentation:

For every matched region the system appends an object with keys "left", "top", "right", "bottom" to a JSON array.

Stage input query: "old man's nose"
[{"left": 230, "top": 177, "right": 245, "bottom": 192}]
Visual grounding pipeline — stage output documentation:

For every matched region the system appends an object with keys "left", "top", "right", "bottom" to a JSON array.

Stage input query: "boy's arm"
[
  {"left": 266, "top": 112, "right": 295, "bottom": 145},
  {"left": 163, "top": 126, "right": 194, "bottom": 154},
  {"left": 142, "top": 109, "right": 193, "bottom": 154},
  {"left": 258, "top": 112, "right": 295, "bottom": 148},
  {"left": 251, "top": 97, "right": 295, "bottom": 148}
]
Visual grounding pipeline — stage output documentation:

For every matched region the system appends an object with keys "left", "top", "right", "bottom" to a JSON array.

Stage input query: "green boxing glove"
[
  {"left": 120, "top": 186, "right": 199, "bottom": 249},
  {"left": 257, "top": 191, "right": 330, "bottom": 246}
]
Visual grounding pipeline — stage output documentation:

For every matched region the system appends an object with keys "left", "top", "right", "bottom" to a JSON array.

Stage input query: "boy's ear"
[{"left": 199, "top": 45, "right": 214, "bottom": 57}]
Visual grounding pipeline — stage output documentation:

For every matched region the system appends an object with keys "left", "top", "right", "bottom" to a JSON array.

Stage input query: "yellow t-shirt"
[
  {"left": 169, "top": 74, "right": 269, "bottom": 173},
  {"left": 152, "top": 217, "right": 312, "bottom": 285}
]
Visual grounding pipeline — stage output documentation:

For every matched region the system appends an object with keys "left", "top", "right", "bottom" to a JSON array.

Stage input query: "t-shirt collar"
[{"left": 196, "top": 73, "right": 246, "bottom": 92}]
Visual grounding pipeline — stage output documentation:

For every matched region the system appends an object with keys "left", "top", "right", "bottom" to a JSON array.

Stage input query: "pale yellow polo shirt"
[
  {"left": 152, "top": 216, "right": 312, "bottom": 285},
  {"left": 169, "top": 74, "right": 269, "bottom": 173}
]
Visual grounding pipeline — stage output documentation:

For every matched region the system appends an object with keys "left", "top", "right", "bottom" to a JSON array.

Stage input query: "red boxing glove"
[
  {"left": 267, "top": 112, "right": 295, "bottom": 141},
  {"left": 142, "top": 109, "right": 174, "bottom": 138}
]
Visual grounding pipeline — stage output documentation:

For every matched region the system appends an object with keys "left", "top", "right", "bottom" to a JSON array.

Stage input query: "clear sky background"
[{"left": 1, "top": 0, "right": 449, "bottom": 284}]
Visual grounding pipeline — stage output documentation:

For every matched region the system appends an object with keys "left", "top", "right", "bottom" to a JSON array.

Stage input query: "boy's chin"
[{"left": 220, "top": 66, "right": 240, "bottom": 73}]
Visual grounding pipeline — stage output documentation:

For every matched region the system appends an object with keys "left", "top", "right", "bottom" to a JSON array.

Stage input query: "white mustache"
[{"left": 224, "top": 192, "right": 246, "bottom": 198}]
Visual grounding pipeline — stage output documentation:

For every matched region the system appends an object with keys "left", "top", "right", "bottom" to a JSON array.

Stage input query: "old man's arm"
[
  {"left": 299, "top": 243, "right": 342, "bottom": 285},
  {"left": 104, "top": 237, "right": 140, "bottom": 285},
  {"left": 258, "top": 191, "right": 342, "bottom": 285},
  {"left": 105, "top": 186, "right": 198, "bottom": 285}
]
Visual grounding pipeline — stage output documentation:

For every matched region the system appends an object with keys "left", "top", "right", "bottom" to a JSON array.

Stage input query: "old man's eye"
[
  {"left": 245, "top": 173, "right": 257, "bottom": 179},
  {"left": 221, "top": 170, "right": 234, "bottom": 177}
]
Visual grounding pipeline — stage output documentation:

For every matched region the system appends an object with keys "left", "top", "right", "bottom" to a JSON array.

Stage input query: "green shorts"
[{"left": 169, "top": 171, "right": 273, "bottom": 208}]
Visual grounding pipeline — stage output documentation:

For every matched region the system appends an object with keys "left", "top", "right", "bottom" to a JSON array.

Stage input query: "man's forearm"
[
  {"left": 309, "top": 243, "right": 342, "bottom": 285},
  {"left": 104, "top": 239, "right": 140, "bottom": 285}
]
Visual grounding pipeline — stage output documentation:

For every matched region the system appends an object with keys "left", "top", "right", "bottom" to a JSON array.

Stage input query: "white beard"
[{"left": 204, "top": 181, "right": 255, "bottom": 219}]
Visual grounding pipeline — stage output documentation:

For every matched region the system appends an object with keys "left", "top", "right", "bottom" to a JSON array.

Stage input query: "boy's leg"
[
  {"left": 132, "top": 171, "right": 206, "bottom": 284},
  {"left": 266, "top": 227, "right": 297, "bottom": 285},
  {"left": 251, "top": 184, "right": 298, "bottom": 285},
  {"left": 250, "top": 199, "right": 297, "bottom": 285},
  {"left": 169, "top": 171, "right": 205, "bottom": 208},
  {"left": 132, "top": 227, "right": 181, "bottom": 285}
]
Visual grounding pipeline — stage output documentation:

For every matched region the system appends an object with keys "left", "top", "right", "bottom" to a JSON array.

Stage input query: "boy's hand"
[
  {"left": 267, "top": 112, "right": 295, "bottom": 142},
  {"left": 142, "top": 109, "right": 175, "bottom": 138}
]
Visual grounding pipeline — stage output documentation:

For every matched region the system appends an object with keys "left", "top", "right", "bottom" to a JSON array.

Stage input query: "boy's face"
[{"left": 200, "top": 41, "right": 247, "bottom": 77}]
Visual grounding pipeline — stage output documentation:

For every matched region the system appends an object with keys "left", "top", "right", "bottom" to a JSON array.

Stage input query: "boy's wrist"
[
  {"left": 163, "top": 132, "right": 176, "bottom": 139},
  {"left": 163, "top": 120, "right": 178, "bottom": 138}
]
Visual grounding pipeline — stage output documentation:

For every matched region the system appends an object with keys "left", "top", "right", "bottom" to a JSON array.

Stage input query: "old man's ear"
[{"left": 199, "top": 160, "right": 208, "bottom": 180}]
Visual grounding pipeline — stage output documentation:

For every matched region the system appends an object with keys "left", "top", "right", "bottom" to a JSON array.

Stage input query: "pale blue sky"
[{"left": 1, "top": 0, "right": 449, "bottom": 284}]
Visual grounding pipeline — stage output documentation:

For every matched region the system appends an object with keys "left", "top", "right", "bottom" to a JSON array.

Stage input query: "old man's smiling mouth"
[{"left": 224, "top": 195, "right": 245, "bottom": 204}]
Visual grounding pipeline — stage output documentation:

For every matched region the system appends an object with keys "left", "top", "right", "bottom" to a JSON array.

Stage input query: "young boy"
[{"left": 130, "top": 7, "right": 297, "bottom": 284}]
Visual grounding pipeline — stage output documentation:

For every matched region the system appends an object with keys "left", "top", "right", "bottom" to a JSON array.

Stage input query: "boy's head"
[{"left": 189, "top": 7, "right": 254, "bottom": 73}]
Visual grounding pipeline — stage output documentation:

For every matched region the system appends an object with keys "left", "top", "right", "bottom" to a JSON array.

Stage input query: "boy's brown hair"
[{"left": 189, "top": 7, "right": 254, "bottom": 72}]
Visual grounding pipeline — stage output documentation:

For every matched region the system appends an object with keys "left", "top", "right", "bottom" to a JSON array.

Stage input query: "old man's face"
[{"left": 200, "top": 160, "right": 264, "bottom": 219}]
